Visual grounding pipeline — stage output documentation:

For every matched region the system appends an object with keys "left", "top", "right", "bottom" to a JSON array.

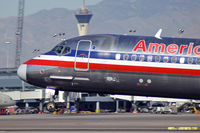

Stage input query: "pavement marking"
[{"left": 168, "top": 126, "right": 199, "bottom": 131}]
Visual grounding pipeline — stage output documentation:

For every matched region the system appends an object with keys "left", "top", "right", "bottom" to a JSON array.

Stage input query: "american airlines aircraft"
[{"left": 17, "top": 33, "right": 200, "bottom": 100}]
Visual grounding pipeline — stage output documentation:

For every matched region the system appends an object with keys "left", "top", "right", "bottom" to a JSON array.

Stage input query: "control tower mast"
[
  {"left": 15, "top": 0, "right": 25, "bottom": 67},
  {"left": 75, "top": 0, "right": 93, "bottom": 36}
]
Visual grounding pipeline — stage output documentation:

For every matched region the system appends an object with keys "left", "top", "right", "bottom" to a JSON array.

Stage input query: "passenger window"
[
  {"left": 196, "top": 58, "right": 200, "bottom": 64},
  {"left": 180, "top": 57, "right": 185, "bottom": 64},
  {"left": 155, "top": 56, "right": 161, "bottom": 62},
  {"left": 139, "top": 55, "right": 145, "bottom": 61},
  {"left": 131, "top": 54, "right": 137, "bottom": 61},
  {"left": 147, "top": 55, "right": 153, "bottom": 62},
  {"left": 188, "top": 57, "right": 193, "bottom": 64},
  {"left": 123, "top": 54, "right": 129, "bottom": 60},
  {"left": 163, "top": 56, "right": 169, "bottom": 63},
  {"left": 115, "top": 54, "right": 121, "bottom": 60},
  {"left": 171, "top": 56, "right": 177, "bottom": 63}
]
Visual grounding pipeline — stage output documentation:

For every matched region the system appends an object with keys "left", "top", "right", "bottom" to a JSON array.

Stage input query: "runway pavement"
[{"left": 0, "top": 113, "right": 199, "bottom": 133}]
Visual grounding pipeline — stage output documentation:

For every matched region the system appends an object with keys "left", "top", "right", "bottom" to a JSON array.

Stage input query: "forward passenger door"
[{"left": 74, "top": 40, "right": 92, "bottom": 71}]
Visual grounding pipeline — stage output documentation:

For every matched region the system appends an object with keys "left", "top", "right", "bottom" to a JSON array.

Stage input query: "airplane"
[
  {"left": 17, "top": 33, "right": 200, "bottom": 103},
  {"left": 0, "top": 93, "right": 16, "bottom": 109}
]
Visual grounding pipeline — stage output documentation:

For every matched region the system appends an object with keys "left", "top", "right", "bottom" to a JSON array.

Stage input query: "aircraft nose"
[{"left": 17, "top": 64, "right": 27, "bottom": 81}]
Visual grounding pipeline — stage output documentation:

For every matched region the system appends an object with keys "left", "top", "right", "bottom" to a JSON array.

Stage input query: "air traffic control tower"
[{"left": 75, "top": 0, "right": 93, "bottom": 36}]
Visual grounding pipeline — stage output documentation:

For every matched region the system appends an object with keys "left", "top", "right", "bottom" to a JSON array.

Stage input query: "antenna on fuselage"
[{"left": 155, "top": 29, "right": 162, "bottom": 39}]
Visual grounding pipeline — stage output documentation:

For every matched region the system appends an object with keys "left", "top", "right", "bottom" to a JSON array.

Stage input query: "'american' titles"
[{"left": 133, "top": 40, "right": 200, "bottom": 55}]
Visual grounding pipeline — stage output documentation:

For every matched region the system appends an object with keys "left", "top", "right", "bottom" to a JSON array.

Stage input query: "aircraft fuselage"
[{"left": 18, "top": 34, "right": 200, "bottom": 99}]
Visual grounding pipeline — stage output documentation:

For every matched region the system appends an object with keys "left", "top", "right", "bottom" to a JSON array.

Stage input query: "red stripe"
[
  {"left": 24, "top": 59, "right": 200, "bottom": 76},
  {"left": 75, "top": 62, "right": 89, "bottom": 69}
]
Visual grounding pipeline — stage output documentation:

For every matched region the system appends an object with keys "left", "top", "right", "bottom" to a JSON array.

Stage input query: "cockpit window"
[
  {"left": 52, "top": 46, "right": 71, "bottom": 55},
  {"left": 62, "top": 47, "right": 71, "bottom": 55},
  {"left": 52, "top": 46, "right": 64, "bottom": 54}
]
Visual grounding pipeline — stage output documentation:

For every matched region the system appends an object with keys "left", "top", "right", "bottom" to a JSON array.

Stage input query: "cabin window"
[
  {"left": 131, "top": 54, "right": 137, "bottom": 61},
  {"left": 139, "top": 55, "right": 145, "bottom": 61},
  {"left": 180, "top": 57, "right": 185, "bottom": 64},
  {"left": 196, "top": 58, "right": 200, "bottom": 64},
  {"left": 123, "top": 54, "right": 129, "bottom": 60},
  {"left": 147, "top": 55, "right": 153, "bottom": 62},
  {"left": 187, "top": 57, "right": 193, "bottom": 64},
  {"left": 115, "top": 54, "right": 121, "bottom": 60},
  {"left": 163, "top": 56, "right": 169, "bottom": 63},
  {"left": 155, "top": 56, "right": 161, "bottom": 62},
  {"left": 171, "top": 56, "right": 177, "bottom": 63}
]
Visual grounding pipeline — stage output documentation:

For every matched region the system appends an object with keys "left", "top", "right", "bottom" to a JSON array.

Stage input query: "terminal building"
[
  {"left": 0, "top": 67, "right": 192, "bottom": 113},
  {"left": 0, "top": 68, "right": 45, "bottom": 108}
]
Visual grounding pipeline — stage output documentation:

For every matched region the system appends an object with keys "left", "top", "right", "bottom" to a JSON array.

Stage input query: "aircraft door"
[{"left": 75, "top": 40, "right": 92, "bottom": 71}]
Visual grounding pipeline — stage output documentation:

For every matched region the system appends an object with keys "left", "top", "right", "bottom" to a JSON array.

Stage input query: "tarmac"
[{"left": 0, "top": 113, "right": 199, "bottom": 133}]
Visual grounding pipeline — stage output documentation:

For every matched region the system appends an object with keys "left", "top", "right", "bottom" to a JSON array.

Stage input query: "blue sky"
[{"left": 0, "top": 0, "right": 102, "bottom": 18}]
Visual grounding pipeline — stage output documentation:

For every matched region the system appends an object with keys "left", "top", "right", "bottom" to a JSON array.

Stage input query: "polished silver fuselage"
[{"left": 18, "top": 34, "right": 200, "bottom": 99}]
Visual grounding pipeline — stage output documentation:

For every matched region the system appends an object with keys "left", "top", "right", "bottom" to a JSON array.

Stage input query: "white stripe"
[
  {"left": 90, "top": 58, "right": 200, "bottom": 70},
  {"left": 50, "top": 75, "right": 73, "bottom": 80},
  {"left": 35, "top": 55, "right": 200, "bottom": 70},
  {"left": 74, "top": 77, "right": 90, "bottom": 81},
  {"left": 34, "top": 55, "right": 75, "bottom": 62}
]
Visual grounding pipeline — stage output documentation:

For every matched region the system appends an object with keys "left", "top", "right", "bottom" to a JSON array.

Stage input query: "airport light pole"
[
  {"left": 52, "top": 33, "right": 66, "bottom": 42},
  {"left": 4, "top": 42, "right": 12, "bottom": 68}
]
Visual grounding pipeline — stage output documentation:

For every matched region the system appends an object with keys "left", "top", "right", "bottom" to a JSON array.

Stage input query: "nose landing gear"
[
  {"left": 46, "top": 102, "right": 56, "bottom": 112},
  {"left": 46, "top": 89, "right": 59, "bottom": 112}
]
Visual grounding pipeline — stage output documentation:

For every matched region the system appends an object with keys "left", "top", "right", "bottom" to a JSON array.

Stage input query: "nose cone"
[{"left": 17, "top": 64, "right": 27, "bottom": 81}]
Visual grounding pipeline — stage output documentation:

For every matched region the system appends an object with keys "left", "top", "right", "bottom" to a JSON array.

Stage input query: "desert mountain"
[{"left": 0, "top": 0, "right": 200, "bottom": 67}]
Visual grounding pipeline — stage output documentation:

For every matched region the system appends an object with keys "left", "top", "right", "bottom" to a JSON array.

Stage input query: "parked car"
[{"left": 15, "top": 107, "right": 39, "bottom": 114}]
